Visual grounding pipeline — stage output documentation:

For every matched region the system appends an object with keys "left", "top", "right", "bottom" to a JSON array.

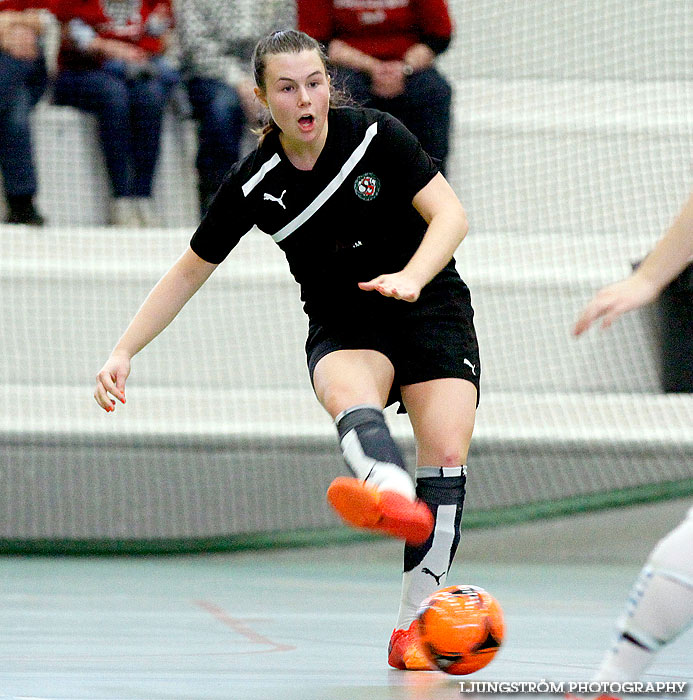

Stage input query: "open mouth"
[{"left": 298, "top": 114, "right": 315, "bottom": 129}]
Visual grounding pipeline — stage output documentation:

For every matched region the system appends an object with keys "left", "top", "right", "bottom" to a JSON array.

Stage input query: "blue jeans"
[
  {"left": 102, "top": 56, "right": 181, "bottom": 89},
  {"left": 186, "top": 77, "right": 245, "bottom": 208},
  {"left": 333, "top": 66, "right": 452, "bottom": 174},
  {"left": 0, "top": 51, "right": 47, "bottom": 197},
  {"left": 53, "top": 66, "right": 173, "bottom": 197}
]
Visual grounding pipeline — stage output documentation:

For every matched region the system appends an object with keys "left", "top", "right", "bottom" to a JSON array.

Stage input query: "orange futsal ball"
[{"left": 416, "top": 585, "right": 505, "bottom": 675}]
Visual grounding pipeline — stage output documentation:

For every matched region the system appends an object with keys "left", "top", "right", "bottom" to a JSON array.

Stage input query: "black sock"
[
  {"left": 335, "top": 405, "right": 415, "bottom": 499},
  {"left": 395, "top": 466, "right": 467, "bottom": 628}
]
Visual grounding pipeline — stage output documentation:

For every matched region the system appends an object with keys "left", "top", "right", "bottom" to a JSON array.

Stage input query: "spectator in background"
[
  {"left": 52, "top": 0, "right": 179, "bottom": 226},
  {"left": 298, "top": 0, "right": 453, "bottom": 174},
  {"left": 175, "top": 0, "right": 294, "bottom": 216},
  {"left": 0, "top": 0, "right": 50, "bottom": 225}
]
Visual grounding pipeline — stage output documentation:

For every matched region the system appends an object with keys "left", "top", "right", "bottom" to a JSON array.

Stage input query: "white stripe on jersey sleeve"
[
  {"left": 242, "top": 153, "right": 282, "bottom": 197},
  {"left": 271, "top": 121, "right": 379, "bottom": 244}
]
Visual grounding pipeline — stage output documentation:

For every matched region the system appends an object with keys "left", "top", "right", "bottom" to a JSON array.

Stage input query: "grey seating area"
[
  {"left": 0, "top": 0, "right": 692, "bottom": 549},
  {"left": 1, "top": 229, "right": 692, "bottom": 548},
  {"left": 29, "top": 105, "right": 200, "bottom": 228}
]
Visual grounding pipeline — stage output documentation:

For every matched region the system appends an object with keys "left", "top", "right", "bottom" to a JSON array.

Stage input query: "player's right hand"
[
  {"left": 359, "top": 271, "right": 422, "bottom": 302},
  {"left": 94, "top": 352, "right": 131, "bottom": 412}
]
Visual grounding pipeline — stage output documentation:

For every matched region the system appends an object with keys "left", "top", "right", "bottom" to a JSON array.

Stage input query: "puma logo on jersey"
[
  {"left": 464, "top": 358, "right": 477, "bottom": 376},
  {"left": 264, "top": 190, "right": 287, "bottom": 209},
  {"left": 422, "top": 568, "right": 445, "bottom": 585}
]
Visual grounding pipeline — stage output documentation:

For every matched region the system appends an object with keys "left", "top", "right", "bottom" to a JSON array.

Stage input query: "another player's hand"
[
  {"left": 359, "top": 272, "right": 422, "bottom": 302},
  {"left": 573, "top": 275, "right": 659, "bottom": 336},
  {"left": 94, "top": 352, "right": 131, "bottom": 412}
]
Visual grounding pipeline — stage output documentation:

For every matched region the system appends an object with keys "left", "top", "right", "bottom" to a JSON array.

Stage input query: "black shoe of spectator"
[{"left": 5, "top": 197, "right": 45, "bottom": 226}]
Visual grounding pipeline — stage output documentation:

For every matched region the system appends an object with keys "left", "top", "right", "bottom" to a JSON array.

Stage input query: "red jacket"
[
  {"left": 54, "top": 0, "right": 172, "bottom": 68},
  {"left": 1, "top": 1, "right": 54, "bottom": 11},
  {"left": 297, "top": 0, "right": 452, "bottom": 61}
]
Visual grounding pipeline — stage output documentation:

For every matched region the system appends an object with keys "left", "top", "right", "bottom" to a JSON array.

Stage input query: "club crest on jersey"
[{"left": 354, "top": 172, "right": 380, "bottom": 201}]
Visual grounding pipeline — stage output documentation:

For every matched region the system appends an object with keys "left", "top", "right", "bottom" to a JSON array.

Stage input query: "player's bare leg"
[{"left": 314, "top": 349, "right": 434, "bottom": 545}]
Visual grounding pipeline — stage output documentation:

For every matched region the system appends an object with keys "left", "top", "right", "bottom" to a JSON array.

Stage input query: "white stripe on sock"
[
  {"left": 396, "top": 504, "right": 457, "bottom": 629},
  {"left": 415, "top": 466, "right": 467, "bottom": 479}
]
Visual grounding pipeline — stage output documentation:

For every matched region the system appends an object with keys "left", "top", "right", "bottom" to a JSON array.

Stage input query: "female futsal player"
[
  {"left": 573, "top": 189, "right": 693, "bottom": 690},
  {"left": 94, "top": 29, "right": 479, "bottom": 671}
]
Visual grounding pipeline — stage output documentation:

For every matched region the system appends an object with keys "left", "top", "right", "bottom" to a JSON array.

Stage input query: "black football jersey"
[{"left": 190, "top": 106, "right": 458, "bottom": 322}]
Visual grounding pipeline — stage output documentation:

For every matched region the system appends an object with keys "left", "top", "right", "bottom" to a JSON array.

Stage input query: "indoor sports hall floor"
[{"left": 1, "top": 499, "right": 691, "bottom": 700}]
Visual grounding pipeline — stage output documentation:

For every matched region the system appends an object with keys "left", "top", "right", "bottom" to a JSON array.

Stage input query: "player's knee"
[
  {"left": 444, "top": 451, "right": 465, "bottom": 468},
  {"left": 318, "top": 379, "right": 383, "bottom": 419},
  {"left": 426, "top": 448, "right": 467, "bottom": 469},
  {"left": 321, "top": 387, "right": 373, "bottom": 418}
]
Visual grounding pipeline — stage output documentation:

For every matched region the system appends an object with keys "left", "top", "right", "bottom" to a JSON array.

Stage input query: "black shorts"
[{"left": 306, "top": 278, "right": 480, "bottom": 412}]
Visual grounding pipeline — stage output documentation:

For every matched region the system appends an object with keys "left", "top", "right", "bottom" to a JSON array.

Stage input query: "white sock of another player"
[
  {"left": 335, "top": 405, "right": 416, "bottom": 501},
  {"left": 395, "top": 466, "right": 467, "bottom": 630},
  {"left": 594, "top": 508, "right": 693, "bottom": 682}
]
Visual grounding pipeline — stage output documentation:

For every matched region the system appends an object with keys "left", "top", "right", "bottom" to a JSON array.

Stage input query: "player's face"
[{"left": 257, "top": 50, "right": 330, "bottom": 151}]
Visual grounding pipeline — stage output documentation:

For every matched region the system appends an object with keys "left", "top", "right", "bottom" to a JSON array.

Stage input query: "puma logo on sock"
[{"left": 422, "top": 567, "right": 444, "bottom": 585}]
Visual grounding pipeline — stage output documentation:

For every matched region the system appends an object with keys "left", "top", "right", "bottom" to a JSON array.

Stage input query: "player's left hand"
[{"left": 358, "top": 272, "right": 422, "bottom": 302}]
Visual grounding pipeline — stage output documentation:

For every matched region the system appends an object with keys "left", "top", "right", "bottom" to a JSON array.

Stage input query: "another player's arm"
[
  {"left": 574, "top": 189, "right": 693, "bottom": 335},
  {"left": 629, "top": 190, "right": 693, "bottom": 294},
  {"left": 359, "top": 173, "right": 468, "bottom": 302},
  {"left": 94, "top": 247, "right": 218, "bottom": 411}
]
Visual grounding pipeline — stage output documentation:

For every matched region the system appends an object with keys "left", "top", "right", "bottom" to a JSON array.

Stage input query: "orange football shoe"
[
  {"left": 388, "top": 620, "right": 436, "bottom": 671},
  {"left": 326, "top": 477, "right": 433, "bottom": 545}
]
